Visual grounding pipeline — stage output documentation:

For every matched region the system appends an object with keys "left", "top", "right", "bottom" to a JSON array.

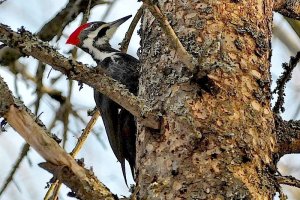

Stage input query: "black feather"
[
  {"left": 96, "top": 26, "right": 109, "bottom": 38},
  {"left": 94, "top": 53, "right": 139, "bottom": 185}
]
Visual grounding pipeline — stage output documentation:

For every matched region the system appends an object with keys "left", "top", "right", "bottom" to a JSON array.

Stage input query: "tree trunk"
[{"left": 137, "top": 1, "right": 276, "bottom": 199}]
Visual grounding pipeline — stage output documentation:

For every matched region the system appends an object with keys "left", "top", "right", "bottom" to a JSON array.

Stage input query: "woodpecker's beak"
[{"left": 109, "top": 15, "right": 132, "bottom": 28}]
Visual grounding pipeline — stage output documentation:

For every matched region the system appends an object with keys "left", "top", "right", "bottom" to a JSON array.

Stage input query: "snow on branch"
[
  {"left": 0, "top": 77, "right": 117, "bottom": 200},
  {"left": 274, "top": 0, "right": 300, "bottom": 20},
  {"left": 0, "top": 24, "right": 160, "bottom": 129}
]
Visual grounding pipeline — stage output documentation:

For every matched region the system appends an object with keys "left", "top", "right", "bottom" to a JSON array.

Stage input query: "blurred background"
[{"left": 0, "top": 1, "right": 299, "bottom": 199}]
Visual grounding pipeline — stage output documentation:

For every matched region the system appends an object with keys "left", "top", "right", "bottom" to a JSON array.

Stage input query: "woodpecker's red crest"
[{"left": 66, "top": 23, "right": 91, "bottom": 45}]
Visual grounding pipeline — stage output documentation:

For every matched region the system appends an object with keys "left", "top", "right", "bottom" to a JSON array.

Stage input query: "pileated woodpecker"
[{"left": 66, "top": 15, "right": 138, "bottom": 185}]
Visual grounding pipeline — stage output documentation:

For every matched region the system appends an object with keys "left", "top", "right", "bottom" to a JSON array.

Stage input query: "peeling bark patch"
[{"left": 251, "top": 100, "right": 261, "bottom": 111}]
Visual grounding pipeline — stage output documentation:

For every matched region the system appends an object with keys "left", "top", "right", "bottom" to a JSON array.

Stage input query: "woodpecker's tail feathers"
[
  {"left": 118, "top": 109, "right": 136, "bottom": 179},
  {"left": 120, "top": 159, "right": 128, "bottom": 187}
]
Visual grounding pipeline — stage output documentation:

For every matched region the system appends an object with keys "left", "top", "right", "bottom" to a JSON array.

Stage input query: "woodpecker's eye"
[
  {"left": 85, "top": 24, "right": 95, "bottom": 31},
  {"left": 97, "top": 27, "right": 109, "bottom": 38}
]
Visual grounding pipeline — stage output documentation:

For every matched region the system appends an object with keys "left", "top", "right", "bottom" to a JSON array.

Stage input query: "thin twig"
[
  {"left": 274, "top": 0, "right": 300, "bottom": 20},
  {"left": 0, "top": 0, "right": 7, "bottom": 5},
  {"left": 73, "top": 111, "right": 100, "bottom": 156},
  {"left": 120, "top": 4, "right": 144, "bottom": 53},
  {"left": 13, "top": 74, "right": 20, "bottom": 98},
  {"left": 83, "top": 0, "right": 92, "bottom": 24},
  {"left": 0, "top": 143, "right": 30, "bottom": 196},
  {"left": 276, "top": 175, "right": 300, "bottom": 188},
  {"left": 6, "top": 61, "right": 66, "bottom": 104},
  {"left": 285, "top": 17, "right": 300, "bottom": 39},
  {"left": 39, "top": 0, "right": 107, "bottom": 41},
  {"left": 273, "top": 51, "right": 300, "bottom": 114},
  {"left": 44, "top": 182, "right": 57, "bottom": 200},
  {"left": 43, "top": 111, "right": 100, "bottom": 200},
  {"left": 34, "top": 62, "right": 46, "bottom": 115},
  {"left": 278, "top": 186, "right": 288, "bottom": 200},
  {"left": 56, "top": 0, "right": 84, "bottom": 41},
  {"left": 62, "top": 80, "right": 73, "bottom": 148},
  {"left": 101, "top": 0, "right": 118, "bottom": 21},
  {"left": 142, "top": 0, "right": 196, "bottom": 73}
]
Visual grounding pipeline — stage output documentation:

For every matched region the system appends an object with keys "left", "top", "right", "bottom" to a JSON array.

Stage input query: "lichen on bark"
[{"left": 137, "top": 0, "right": 276, "bottom": 199}]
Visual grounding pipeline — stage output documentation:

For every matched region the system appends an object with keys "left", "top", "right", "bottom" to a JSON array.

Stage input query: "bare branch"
[
  {"left": 273, "top": 51, "right": 300, "bottom": 114},
  {"left": 0, "top": 143, "right": 30, "bottom": 196},
  {"left": 36, "top": 0, "right": 109, "bottom": 41},
  {"left": 73, "top": 111, "right": 100, "bottom": 156},
  {"left": 101, "top": 0, "right": 118, "bottom": 21},
  {"left": 34, "top": 62, "right": 46, "bottom": 115},
  {"left": 62, "top": 80, "right": 73, "bottom": 148},
  {"left": 275, "top": 116, "right": 300, "bottom": 156},
  {"left": 83, "top": 0, "right": 93, "bottom": 23},
  {"left": 0, "top": 76, "right": 117, "bottom": 200},
  {"left": 285, "top": 17, "right": 300, "bottom": 39},
  {"left": 278, "top": 186, "right": 288, "bottom": 200},
  {"left": 120, "top": 5, "right": 144, "bottom": 53},
  {"left": 4, "top": 60, "right": 66, "bottom": 104},
  {"left": 276, "top": 175, "right": 300, "bottom": 188},
  {"left": 141, "top": 0, "right": 197, "bottom": 73},
  {"left": 0, "top": 24, "right": 160, "bottom": 129},
  {"left": 0, "top": 0, "right": 7, "bottom": 5},
  {"left": 44, "top": 111, "right": 100, "bottom": 200},
  {"left": 274, "top": 0, "right": 300, "bottom": 20},
  {"left": 39, "top": 162, "right": 118, "bottom": 200}
]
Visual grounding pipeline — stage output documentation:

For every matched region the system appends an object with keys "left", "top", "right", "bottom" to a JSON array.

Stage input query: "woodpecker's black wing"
[
  {"left": 102, "top": 53, "right": 140, "bottom": 94},
  {"left": 94, "top": 91, "right": 128, "bottom": 184},
  {"left": 118, "top": 108, "right": 136, "bottom": 178},
  {"left": 94, "top": 53, "right": 139, "bottom": 185}
]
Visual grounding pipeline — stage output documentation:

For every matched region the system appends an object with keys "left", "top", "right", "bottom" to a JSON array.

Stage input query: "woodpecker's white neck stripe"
[{"left": 82, "top": 37, "right": 116, "bottom": 61}]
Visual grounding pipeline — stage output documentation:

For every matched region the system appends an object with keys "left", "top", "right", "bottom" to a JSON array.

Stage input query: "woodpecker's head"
[{"left": 66, "top": 15, "right": 132, "bottom": 49}]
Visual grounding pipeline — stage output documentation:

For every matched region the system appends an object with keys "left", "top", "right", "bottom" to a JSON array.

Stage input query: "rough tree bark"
[{"left": 137, "top": 1, "right": 276, "bottom": 199}]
